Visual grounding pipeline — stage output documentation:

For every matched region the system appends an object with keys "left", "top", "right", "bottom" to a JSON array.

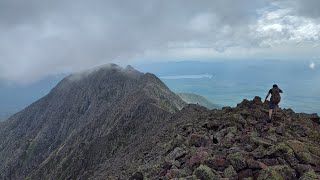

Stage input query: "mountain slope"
[
  {"left": 116, "top": 97, "right": 320, "bottom": 179},
  {"left": 1, "top": 64, "right": 319, "bottom": 180},
  {"left": 0, "top": 64, "right": 185, "bottom": 179},
  {"left": 177, "top": 93, "right": 221, "bottom": 109}
]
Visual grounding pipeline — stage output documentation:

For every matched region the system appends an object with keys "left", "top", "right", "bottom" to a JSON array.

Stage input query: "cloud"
[
  {"left": 310, "top": 62, "right": 316, "bottom": 70},
  {"left": 0, "top": 0, "right": 319, "bottom": 83},
  {"left": 251, "top": 7, "right": 320, "bottom": 47}
]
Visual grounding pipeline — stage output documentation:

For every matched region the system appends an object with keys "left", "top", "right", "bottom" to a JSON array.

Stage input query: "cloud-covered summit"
[{"left": 0, "top": 0, "right": 319, "bottom": 83}]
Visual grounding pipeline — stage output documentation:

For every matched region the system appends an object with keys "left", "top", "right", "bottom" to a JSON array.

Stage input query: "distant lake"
[{"left": 135, "top": 60, "right": 320, "bottom": 114}]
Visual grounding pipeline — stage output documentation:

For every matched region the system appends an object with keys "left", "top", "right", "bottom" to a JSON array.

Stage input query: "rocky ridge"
[
  {"left": 0, "top": 64, "right": 319, "bottom": 180},
  {"left": 177, "top": 93, "right": 221, "bottom": 109},
  {"left": 123, "top": 97, "right": 320, "bottom": 180},
  {"left": 0, "top": 64, "right": 185, "bottom": 179}
]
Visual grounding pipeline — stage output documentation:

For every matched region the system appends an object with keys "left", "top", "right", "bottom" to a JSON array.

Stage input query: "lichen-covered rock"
[
  {"left": 189, "top": 134, "right": 209, "bottom": 147},
  {"left": 129, "top": 172, "right": 144, "bottom": 180},
  {"left": 224, "top": 165, "right": 238, "bottom": 180},
  {"left": 257, "top": 165, "right": 296, "bottom": 180},
  {"left": 293, "top": 164, "right": 313, "bottom": 177},
  {"left": 276, "top": 125, "right": 285, "bottom": 135},
  {"left": 299, "top": 171, "right": 319, "bottom": 180},
  {"left": 166, "top": 147, "right": 187, "bottom": 161},
  {"left": 227, "top": 152, "right": 247, "bottom": 171},
  {"left": 187, "top": 150, "right": 210, "bottom": 169},
  {"left": 185, "top": 175, "right": 198, "bottom": 180},
  {"left": 238, "top": 169, "right": 253, "bottom": 179},
  {"left": 251, "top": 146, "right": 267, "bottom": 158},
  {"left": 204, "top": 155, "right": 227, "bottom": 170},
  {"left": 250, "top": 136, "right": 273, "bottom": 148},
  {"left": 260, "top": 158, "right": 279, "bottom": 166},
  {"left": 246, "top": 159, "right": 267, "bottom": 169},
  {"left": 165, "top": 169, "right": 187, "bottom": 179},
  {"left": 193, "top": 165, "right": 221, "bottom": 180},
  {"left": 286, "top": 140, "right": 313, "bottom": 164},
  {"left": 242, "top": 178, "right": 253, "bottom": 180},
  {"left": 266, "top": 143, "right": 299, "bottom": 166}
]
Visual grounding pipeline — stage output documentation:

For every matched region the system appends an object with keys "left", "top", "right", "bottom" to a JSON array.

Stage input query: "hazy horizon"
[{"left": 1, "top": 60, "right": 319, "bottom": 121}]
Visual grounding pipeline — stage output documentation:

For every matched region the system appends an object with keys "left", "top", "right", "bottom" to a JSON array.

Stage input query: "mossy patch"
[
  {"left": 227, "top": 152, "right": 247, "bottom": 171},
  {"left": 193, "top": 165, "right": 220, "bottom": 180},
  {"left": 286, "top": 140, "right": 313, "bottom": 164},
  {"left": 299, "top": 171, "right": 319, "bottom": 180},
  {"left": 257, "top": 165, "right": 296, "bottom": 180}
]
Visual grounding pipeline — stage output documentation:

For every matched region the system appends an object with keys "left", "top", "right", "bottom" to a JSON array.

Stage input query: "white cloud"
[
  {"left": 252, "top": 7, "right": 320, "bottom": 47},
  {"left": 188, "top": 13, "right": 218, "bottom": 33},
  {"left": 0, "top": 0, "right": 320, "bottom": 83},
  {"left": 310, "top": 62, "right": 316, "bottom": 70}
]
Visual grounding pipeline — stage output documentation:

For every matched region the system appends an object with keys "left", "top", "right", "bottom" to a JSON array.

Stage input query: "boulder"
[
  {"left": 309, "top": 113, "right": 320, "bottom": 123},
  {"left": 165, "top": 169, "right": 187, "bottom": 179},
  {"left": 129, "top": 172, "right": 144, "bottom": 180},
  {"left": 202, "top": 122, "right": 220, "bottom": 131},
  {"left": 286, "top": 140, "right": 313, "bottom": 165},
  {"left": 185, "top": 175, "right": 198, "bottom": 180},
  {"left": 166, "top": 147, "right": 187, "bottom": 161},
  {"left": 276, "top": 125, "right": 285, "bottom": 135},
  {"left": 293, "top": 164, "right": 313, "bottom": 177},
  {"left": 223, "top": 165, "right": 238, "bottom": 180},
  {"left": 250, "top": 136, "right": 273, "bottom": 148},
  {"left": 188, "top": 134, "right": 209, "bottom": 147},
  {"left": 238, "top": 169, "right": 253, "bottom": 179},
  {"left": 193, "top": 165, "right": 221, "bottom": 180},
  {"left": 266, "top": 143, "right": 298, "bottom": 166},
  {"left": 260, "top": 158, "right": 279, "bottom": 166},
  {"left": 246, "top": 159, "right": 267, "bottom": 169},
  {"left": 204, "top": 155, "right": 227, "bottom": 170},
  {"left": 298, "top": 171, "right": 319, "bottom": 180},
  {"left": 251, "top": 146, "right": 267, "bottom": 158},
  {"left": 226, "top": 152, "right": 247, "bottom": 171},
  {"left": 257, "top": 165, "right": 296, "bottom": 180},
  {"left": 187, "top": 150, "right": 209, "bottom": 169}
]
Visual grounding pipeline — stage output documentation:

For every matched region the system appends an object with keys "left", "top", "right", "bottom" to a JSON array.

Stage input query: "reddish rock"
[
  {"left": 261, "top": 158, "right": 279, "bottom": 166},
  {"left": 204, "top": 155, "right": 227, "bottom": 170},
  {"left": 188, "top": 134, "right": 209, "bottom": 147},
  {"left": 186, "top": 150, "right": 209, "bottom": 168},
  {"left": 312, "top": 166, "right": 320, "bottom": 172},
  {"left": 238, "top": 169, "right": 253, "bottom": 179},
  {"left": 246, "top": 159, "right": 267, "bottom": 169},
  {"left": 258, "top": 162, "right": 268, "bottom": 169}
]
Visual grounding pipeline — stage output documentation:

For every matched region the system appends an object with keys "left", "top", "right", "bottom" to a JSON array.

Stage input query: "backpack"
[{"left": 271, "top": 87, "right": 281, "bottom": 103}]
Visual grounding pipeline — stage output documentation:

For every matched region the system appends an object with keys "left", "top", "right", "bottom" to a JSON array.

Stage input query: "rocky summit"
[
  {"left": 0, "top": 65, "right": 320, "bottom": 180},
  {"left": 127, "top": 97, "right": 320, "bottom": 180}
]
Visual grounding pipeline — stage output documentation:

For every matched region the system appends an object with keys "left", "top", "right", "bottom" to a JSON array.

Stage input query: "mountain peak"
[{"left": 1, "top": 64, "right": 319, "bottom": 179}]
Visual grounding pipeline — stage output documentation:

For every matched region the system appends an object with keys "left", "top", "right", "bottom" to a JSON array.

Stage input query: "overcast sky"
[{"left": 0, "top": 0, "right": 319, "bottom": 83}]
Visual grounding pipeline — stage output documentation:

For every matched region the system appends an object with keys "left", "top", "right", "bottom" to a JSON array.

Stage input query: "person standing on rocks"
[{"left": 264, "top": 84, "right": 283, "bottom": 123}]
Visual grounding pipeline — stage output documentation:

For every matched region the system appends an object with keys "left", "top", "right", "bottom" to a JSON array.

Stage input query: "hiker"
[{"left": 264, "top": 84, "right": 283, "bottom": 123}]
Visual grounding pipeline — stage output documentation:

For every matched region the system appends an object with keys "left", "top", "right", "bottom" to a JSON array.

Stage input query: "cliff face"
[
  {"left": 0, "top": 64, "right": 319, "bottom": 180},
  {"left": 0, "top": 64, "right": 185, "bottom": 179}
]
